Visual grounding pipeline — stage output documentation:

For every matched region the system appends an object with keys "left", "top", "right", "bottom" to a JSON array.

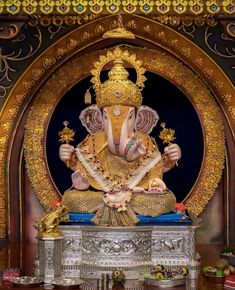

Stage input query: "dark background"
[{"left": 46, "top": 70, "right": 204, "bottom": 202}]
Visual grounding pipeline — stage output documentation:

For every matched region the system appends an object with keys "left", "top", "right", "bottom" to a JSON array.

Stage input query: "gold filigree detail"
[
  {"left": 58, "top": 121, "right": 75, "bottom": 143},
  {"left": 172, "top": 0, "right": 188, "bottom": 14},
  {"left": 1, "top": 121, "right": 12, "bottom": 133},
  {"left": 159, "top": 126, "right": 176, "bottom": 144},
  {"left": 67, "top": 37, "right": 79, "bottom": 49},
  {"left": 222, "top": 93, "right": 232, "bottom": 105},
  {"left": 15, "top": 93, "right": 26, "bottom": 104},
  {"left": 32, "top": 68, "right": 45, "bottom": 80},
  {"left": 139, "top": 0, "right": 154, "bottom": 14},
  {"left": 8, "top": 106, "right": 18, "bottom": 117},
  {"left": 102, "top": 14, "right": 135, "bottom": 39},
  {"left": 1, "top": 0, "right": 235, "bottom": 15},
  {"left": 0, "top": 135, "right": 7, "bottom": 147},
  {"left": 24, "top": 91, "right": 61, "bottom": 211},
  {"left": 43, "top": 56, "right": 56, "bottom": 68},
  {"left": 56, "top": 46, "right": 68, "bottom": 58},
  {"left": 229, "top": 106, "right": 235, "bottom": 120},
  {"left": 95, "top": 23, "right": 106, "bottom": 35},
  {"left": 81, "top": 30, "right": 92, "bottom": 42},
  {"left": 126, "top": 19, "right": 138, "bottom": 29}
]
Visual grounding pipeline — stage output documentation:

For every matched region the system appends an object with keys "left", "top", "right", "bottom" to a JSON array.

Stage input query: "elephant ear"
[
  {"left": 79, "top": 105, "right": 103, "bottom": 134},
  {"left": 135, "top": 105, "right": 159, "bottom": 134}
]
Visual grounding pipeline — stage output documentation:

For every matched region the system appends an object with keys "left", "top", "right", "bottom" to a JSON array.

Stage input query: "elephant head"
[{"left": 79, "top": 104, "right": 159, "bottom": 161}]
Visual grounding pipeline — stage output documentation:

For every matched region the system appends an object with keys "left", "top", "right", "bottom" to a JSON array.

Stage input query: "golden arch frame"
[
  {"left": 0, "top": 14, "right": 234, "bottom": 238},
  {"left": 23, "top": 45, "right": 225, "bottom": 215}
]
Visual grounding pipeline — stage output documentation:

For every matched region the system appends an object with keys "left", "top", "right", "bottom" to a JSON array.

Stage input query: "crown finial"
[
  {"left": 90, "top": 48, "right": 146, "bottom": 108},
  {"left": 108, "top": 59, "right": 129, "bottom": 81}
]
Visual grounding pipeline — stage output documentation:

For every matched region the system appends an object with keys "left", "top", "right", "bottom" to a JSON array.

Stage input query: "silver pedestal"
[
  {"left": 38, "top": 236, "right": 63, "bottom": 283},
  {"left": 59, "top": 225, "right": 200, "bottom": 279}
]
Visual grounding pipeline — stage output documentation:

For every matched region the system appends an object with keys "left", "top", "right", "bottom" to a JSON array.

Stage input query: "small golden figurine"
[
  {"left": 58, "top": 121, "right": 75, "bottom": 167},
  {"left": 35, "top": 202, "right": 69, "bottom": 238}
]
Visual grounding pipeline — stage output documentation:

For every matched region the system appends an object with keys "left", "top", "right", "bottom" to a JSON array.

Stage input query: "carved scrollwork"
[
  {"left": 153, "top": 237, "right": 184, "bottom": 253},
  {"left": 82, "top": 238, "right": 151, "bottom": 255},
  {"left": 226, "top": 22, "right": 235, "bottom": 38},
  {"left": 0, "top": 25, "right": 42, "bottom": 98},
  {"left": 0, "top": 23, "right": 22, "bottom": 40},
  {"left": 0, "top": 16, "right": 29, "bottom": 40},
  {"left": 63, "top": 238, "right": 82, "bottom": 254},
  {"left": 205, "top": 24, "right": 235, "bottom": 59}
]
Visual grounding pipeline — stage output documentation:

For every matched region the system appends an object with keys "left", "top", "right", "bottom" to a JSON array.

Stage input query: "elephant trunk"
[
  {"left": 107, "top": 122, "right": 146, "bottom": 161},
  {"left": 106, "top": 116, "right": 120, "bottom": 156},
  {"left": 124, "top": 137, "right": 146, "bottom": 161},
  {"left": 104, "top": 106, "right": 146, "bottom": 161}
]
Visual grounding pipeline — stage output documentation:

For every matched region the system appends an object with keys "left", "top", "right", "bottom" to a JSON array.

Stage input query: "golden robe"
[{"left": 62, "top": 131, "right": 176, "bottom": 226}]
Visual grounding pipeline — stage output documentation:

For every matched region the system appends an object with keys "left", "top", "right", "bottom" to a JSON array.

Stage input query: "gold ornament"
[
  {"left": 159, "top": 122, "right": 178, "bottom": 166},
  {"left": 90, "top": 47, "right": 146, "bottom": 108},
  {"left": 102, "top": 14, "right": 135, "bottom": 39},
  {"left": 58, "top": 120, "right": 75, "bottom": 144},
  {"left": 58, "top": 121, "right": 75, "bottom": 167},
  {"left": 84, "top": 89, "right": 92, "bottom": 104},
  {"left": 159, "top": 122, "right": 176, "bottom": 144},
  {"left": 35, "top": 204, "right": 69, "bottom": 238},
  {"left": 151, "top": 179, "right": 160, "bottom": 187}
]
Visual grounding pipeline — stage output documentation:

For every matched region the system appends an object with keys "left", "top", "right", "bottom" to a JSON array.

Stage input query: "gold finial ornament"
[
  {"left": 58, "top": 121, "right": 75, "bottom": 167},
  {"left": 58, "top": 121, "right": 75, "bottom": 144},
  {"left": 90, "top": 47, "right": 146, "bottom": 108},
  {"left": 159, "top": 122, "right": 178, "bottom": 166},
  {"left": 159, "top": 122, "right": 176, "bottom": 144},
  {"left": 102, "top": 14, "right": 135, "bottom": 39}
]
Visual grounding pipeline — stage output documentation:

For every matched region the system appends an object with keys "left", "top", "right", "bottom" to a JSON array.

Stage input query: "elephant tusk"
[{"left": 96, "top": 142, "right": 108, "bottom": 155}]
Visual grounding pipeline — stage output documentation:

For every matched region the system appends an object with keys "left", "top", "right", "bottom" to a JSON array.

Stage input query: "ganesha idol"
[{"left": 59, "top": 48, "right": 181, "bottom": 227}]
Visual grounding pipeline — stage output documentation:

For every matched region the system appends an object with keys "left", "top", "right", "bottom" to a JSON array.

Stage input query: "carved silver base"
[
  {"left": 58, "top": 225, "right": 200, "bottom": 279},
  {"left": 38, "top": 236, "right": 63, "bottom": 283}
]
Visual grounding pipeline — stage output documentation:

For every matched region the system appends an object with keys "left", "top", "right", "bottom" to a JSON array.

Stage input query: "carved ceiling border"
[
  {"left": 0, "top": 14, "right": 234, "bottom": 238},
  {"left": 1, "top": 0, "right": 234, "bottom": 15}
]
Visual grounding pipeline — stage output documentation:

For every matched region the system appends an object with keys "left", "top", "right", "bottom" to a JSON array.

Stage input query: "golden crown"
[{"left": 90, "top": 48, "right": 146, "bottom": 108}]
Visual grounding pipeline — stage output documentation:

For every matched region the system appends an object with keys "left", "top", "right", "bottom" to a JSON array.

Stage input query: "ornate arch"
[
  {"left": 24, "top": 45, "right": 225, "bottom": 214},
  {"left": 0, "top": 14, "right": 234, "bottom": 238}
]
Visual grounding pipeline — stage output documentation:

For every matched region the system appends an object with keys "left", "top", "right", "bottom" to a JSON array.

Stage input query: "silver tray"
[
  {"left": 10, "top": 276, "right": 43, "bottom": 288},
  {"left": 52, "top": 277, "right": 84, "bottom": 289},
  {"left": 144, "top": 276, "right": 185, "bottom": 288}
]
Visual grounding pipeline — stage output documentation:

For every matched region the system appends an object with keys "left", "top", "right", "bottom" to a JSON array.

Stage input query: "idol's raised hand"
[
  {"left": 164, "top": 143, "right": 181, "bottom": 162},
  {"left": 59, "top": 144, "right": 74, "bottom": 163}
]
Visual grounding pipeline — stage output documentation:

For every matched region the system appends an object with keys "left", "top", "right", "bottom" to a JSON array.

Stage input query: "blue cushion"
[{"left": 66, "top": 212, "right": 192, "bottom": 226}]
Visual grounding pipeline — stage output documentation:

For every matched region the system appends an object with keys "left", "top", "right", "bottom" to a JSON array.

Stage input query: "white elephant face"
[
  {"left": 103, "top": 105, "right": 136, "bottom": 156},
  {"left": 79, "top": 104, "right": 159, "bottom": 160}
]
